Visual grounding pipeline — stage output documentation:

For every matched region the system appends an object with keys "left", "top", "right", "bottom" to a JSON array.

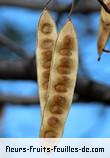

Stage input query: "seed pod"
[
  {"left": 40, "top": 20, "right": 78, "bottom": 138},
  {"left": 36, "top": 9, "right": 57, "bottom": 114},
  {"left": 97, "top": 1, "right": 110, "bottom": 60}
]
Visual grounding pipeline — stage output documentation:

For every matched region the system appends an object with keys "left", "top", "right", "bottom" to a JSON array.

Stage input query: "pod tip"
[{"left": 97, "top": 55, "right": 101, "bottom": 62}]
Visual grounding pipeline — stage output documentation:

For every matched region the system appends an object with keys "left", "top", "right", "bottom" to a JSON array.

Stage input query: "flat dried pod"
[
  {"left": 40, "top": 20, "right": 78, "bottom": 138},
  {"left": 36, "top": 9, "right": 57, "bottom": 114},
  {"left": 97, "top": 0, "right": 110, "bottom": 60}
]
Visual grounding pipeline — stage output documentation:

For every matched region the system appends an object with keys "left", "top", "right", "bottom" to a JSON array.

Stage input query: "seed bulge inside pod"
[
  {"left": 42, "top": 70, "right": 50, "bottom": 79},
  {"left": 104, "top": 23, "right": 110, "bottom": 30},
  {"left": 60, "top": 48, "right": 72, "bottom": 56},
  {"left": 41, "top": 39, "right": 54, "bottom": 49},
  {"left": 60, "top": 57, "right": 73, "bottom": 68},
  {"left": 42, "top": 61, "right": 51, "bottom": 69},
  {"left": 101, "top": 18, "right": 110, "bottom": 30},
  {"left": 49, "top": 104, "right": 64, "bottom": 114},
  {"left": 44, "top": 130, "right": 57, "bottom": 138},
  {"left": 63, "top": 35, "right": 72, "bottom": 47},
  {"left": 49, "top": 95, "right": 66, "bottom": 114},
  {"left": 42, "top": 80, "right": 49, "bottom": 90},
  {"left": 57, "top": 66, "right": 71, "bottom": 74},
  {"left": 48, "top": 117, "right": 60, "bottom": 128},
  {"left": 55, "top": 84, "right": 67, "bottom": 93},
  {"left": 57, "top": 76, "right": 71, "bottom": 87},
  {"left": 41, "top": 23, "right": 52, "bottom": 34},
  {"left": 53, "top": 95, "right": 66, "bottom": 105},
  {"left": 42, "top": 50, "right": 52, "bottom": 62}
]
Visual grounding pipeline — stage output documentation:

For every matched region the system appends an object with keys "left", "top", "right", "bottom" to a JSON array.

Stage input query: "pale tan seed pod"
[
  {"left": 40, "top": 20, "right": 78, "bottom": 138},
  {"left": 97, "top": 0, "right": 110, "bottom": 60},
  {"left": 36, "top": 9, "right": 57, "bottom": 114}
]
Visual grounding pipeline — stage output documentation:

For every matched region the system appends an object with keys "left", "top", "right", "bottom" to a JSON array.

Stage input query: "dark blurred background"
[{"left": 0, "top": 0, "right": 110, "bottom": 138}]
